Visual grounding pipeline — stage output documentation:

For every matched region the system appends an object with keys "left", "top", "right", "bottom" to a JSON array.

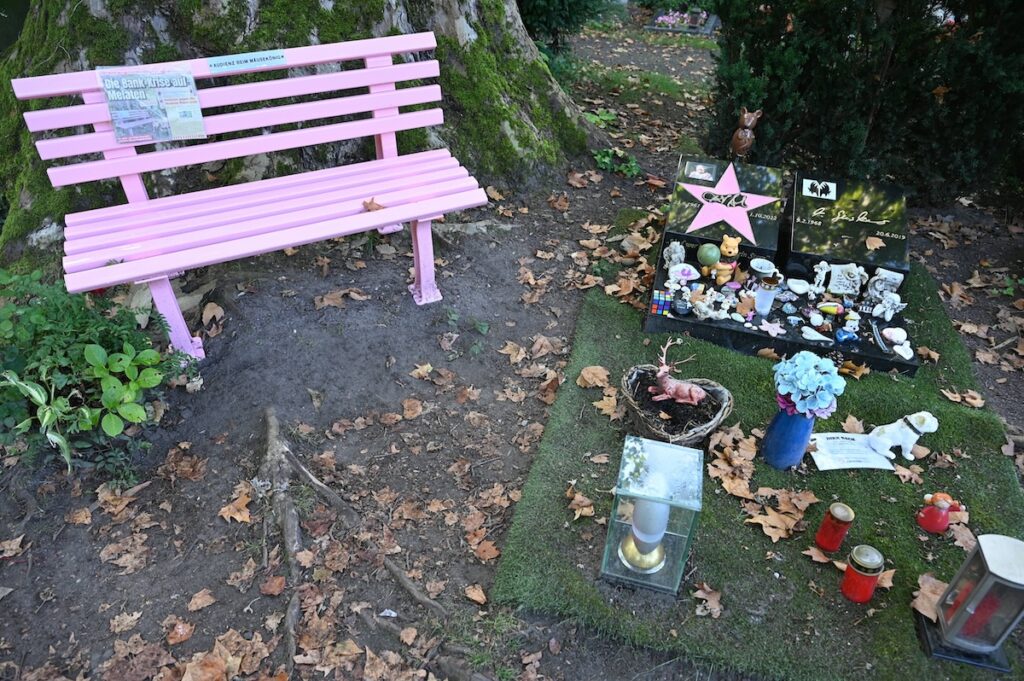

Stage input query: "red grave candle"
[
  {"left": 815, "top": 502, "right": 854, "bottom": 552},
  {"left": 841, "top": 545, "right": 884, "bottom": 604}
]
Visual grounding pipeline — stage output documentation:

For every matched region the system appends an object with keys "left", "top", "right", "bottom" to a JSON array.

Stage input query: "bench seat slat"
[
  {"left": 65, "top": 149, "right": 452, "bottom": 228},
  {"left": 12, "top": 32, "right": 438, "bottom": 100},
  {"left": 65, "top": 164, "right": 470, "bottom": 260},
  {"left": 64, "top": 174, "right": 477, "bottom": 273},
  {"left": 24, "top": 61, "right": 440, "bottom": 133},
  {"left": 48, "top": 108, "right": 443, "bottom": 186},
  {"left": 37, "top": 85, "right": 442, "bottom": 160},
  {"left": 64, "top": 187, "right": 486, "bottom": 293},
  {"left": 66, "top": 155, "right": 460, "bottom": 239}
]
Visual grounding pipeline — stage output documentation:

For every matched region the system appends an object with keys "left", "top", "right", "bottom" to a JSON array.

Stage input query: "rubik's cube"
[{"left": 650, "top": 289, "right": 671, "bottom": 316}]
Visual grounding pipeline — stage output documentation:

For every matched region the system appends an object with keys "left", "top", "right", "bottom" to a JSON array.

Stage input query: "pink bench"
[{"left": 11, "top": 32, "right": 487, "bottom": 359}]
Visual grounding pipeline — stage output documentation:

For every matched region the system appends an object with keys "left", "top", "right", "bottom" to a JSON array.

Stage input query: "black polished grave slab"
[
  {"left": 665, "top": 157, "right": 785, "bottom": 262},
  {"left": 788, "top": 173, "right": 909, "bottom": 279}
]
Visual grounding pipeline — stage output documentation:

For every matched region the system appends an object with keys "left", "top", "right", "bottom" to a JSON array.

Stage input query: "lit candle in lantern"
[{"left": 618, "top": 472, "right": 670, "bottom": 574}]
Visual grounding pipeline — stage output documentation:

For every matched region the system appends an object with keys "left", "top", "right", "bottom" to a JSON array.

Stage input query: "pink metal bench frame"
[{"left": 11, "top": 32, "right": 486, "bottom": 359}]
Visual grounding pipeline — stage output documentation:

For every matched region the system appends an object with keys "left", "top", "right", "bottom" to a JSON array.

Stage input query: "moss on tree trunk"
[{"left": 0, "top": 0, "right": 596, "bottom": 254}]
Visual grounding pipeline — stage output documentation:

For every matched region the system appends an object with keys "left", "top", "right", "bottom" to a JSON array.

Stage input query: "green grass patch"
[{"left": 494, "top": 264, "right": 1023, "bottom": 680}]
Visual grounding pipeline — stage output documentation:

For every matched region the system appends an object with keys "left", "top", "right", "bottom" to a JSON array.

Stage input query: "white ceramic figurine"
[{"left": 867, "top": 411, "right": 939, "bottom": 461}]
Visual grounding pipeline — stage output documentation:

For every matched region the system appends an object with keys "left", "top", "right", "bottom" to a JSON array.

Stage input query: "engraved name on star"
[{"left": 678, "top": 163, "right": 781, "bottom": 244}]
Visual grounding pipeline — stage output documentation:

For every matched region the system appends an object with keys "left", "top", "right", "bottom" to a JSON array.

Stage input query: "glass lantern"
[
  {"left": 600, "top": 435, "right": 703, "bottom": 595},
  {"left": 919, "top": 534, "right": 1024, "bottom": 671}
]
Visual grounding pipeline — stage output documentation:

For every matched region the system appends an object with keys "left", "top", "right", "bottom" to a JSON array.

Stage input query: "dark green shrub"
[
  {"left": 711, "top": 0, "right": 1024, "bottom": 199},
  {"left": 518, "top": 0, "right": 613, "bottom": 50},
  {"left": 0, "top": 270, "right": 172, "bottom": 468}
]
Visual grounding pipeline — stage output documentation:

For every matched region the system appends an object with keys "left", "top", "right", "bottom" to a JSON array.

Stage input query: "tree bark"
[{"left": 0, "top": 0, "right": 599, "bottom": 253}]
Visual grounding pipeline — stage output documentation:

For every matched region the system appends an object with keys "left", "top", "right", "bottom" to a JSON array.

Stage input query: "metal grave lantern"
[
  {"left": 600, "top": 435, "right": 703, "bottom": 595},
  {"left": 918, "top": 534, "right": 1024, "bottom": 672}
]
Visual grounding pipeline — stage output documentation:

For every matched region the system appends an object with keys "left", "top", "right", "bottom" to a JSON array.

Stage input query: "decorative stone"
[
  {"left": 730, "top": 312, "right": 745, "bottom": 323},
  {"left": 673, "top": 299, "right": 693, "bottom": 316},
  {"left": 787, "top": 315, "right": 803, "bottom": 327},
  {"left": 893, "top": 342, "right": 914, "bottom": 360},
  {"left": 801, "top": 326, "right": 834, "bottom": 344},
  {"left": 782, "top": 302, "right": 797, "bottom": 314},
  {"left": 882, "top": 327, "right": 908, "bottom": 344},
  {"left": 776, "top": 291, "right": 798, "bottom": 303},
  {"left": 787, "top": 278, "right": 811, "bottom": 295}
]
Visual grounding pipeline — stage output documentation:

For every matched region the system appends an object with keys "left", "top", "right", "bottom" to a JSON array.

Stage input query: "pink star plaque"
[{"left": 677, "top": 163, "right": 781, "bottom": 245}]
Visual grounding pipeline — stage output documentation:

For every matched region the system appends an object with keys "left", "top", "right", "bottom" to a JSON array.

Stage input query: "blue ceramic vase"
[{"left": 761, "top": 409, "right": 815, "bottom": 470}]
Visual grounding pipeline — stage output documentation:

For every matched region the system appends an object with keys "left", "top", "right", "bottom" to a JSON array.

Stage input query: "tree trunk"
[{"left": 0, "top": 0, "right": 598, "bottom": 254}]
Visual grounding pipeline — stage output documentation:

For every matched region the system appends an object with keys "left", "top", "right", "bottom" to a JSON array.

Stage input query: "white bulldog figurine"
[{"left": 867, "top": 411, "right": 939, "bottom": 461}]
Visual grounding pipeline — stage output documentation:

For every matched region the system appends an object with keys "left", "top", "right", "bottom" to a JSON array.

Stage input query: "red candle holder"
[
  {"left": 841, "top": 544, "right": 884, "bottom": 603},
  {"left": 815, "top": 502, "right": 854, "bottom": 552}
]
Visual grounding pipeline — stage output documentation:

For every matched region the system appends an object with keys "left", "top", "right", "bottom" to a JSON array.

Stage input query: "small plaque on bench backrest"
[{"left": 207, "top": 49, "right": 287, "bottom": 75}]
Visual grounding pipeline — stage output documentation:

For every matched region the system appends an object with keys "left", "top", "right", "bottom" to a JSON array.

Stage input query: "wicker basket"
[{"left": 621, "top": 364, "right": 734, "bottom": 447}]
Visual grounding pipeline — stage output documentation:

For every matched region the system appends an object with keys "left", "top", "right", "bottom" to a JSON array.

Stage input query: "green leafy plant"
[
  {"left": 593, "top": 148, "right": 643, "bottom": 178},
  {"left": 0, "top": 269, "right": 171, "bottom": 469},
  {"left": 999, "top": 276, "right": 1024, "bottom": 297},
  {"left": 583, "top": 108, "right": 617, "bottom": 129}
]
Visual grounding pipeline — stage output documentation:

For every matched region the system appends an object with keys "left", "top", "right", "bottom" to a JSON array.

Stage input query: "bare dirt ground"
[{"left": 2, "top": 13, "right": 1021, "bottom": 681}]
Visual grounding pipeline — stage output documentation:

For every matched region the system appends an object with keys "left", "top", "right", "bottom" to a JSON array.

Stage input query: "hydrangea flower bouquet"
[{"left": 761, "top": 352, "right": 846, "bottom": 469}]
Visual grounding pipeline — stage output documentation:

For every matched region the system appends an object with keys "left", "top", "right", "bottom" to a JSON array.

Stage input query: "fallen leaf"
[
  {"left": 567, "top": 492, "right": 595, "bottom": 520},
  {"left": 911, "top": 573, "right": 949, "bottom": 622},
  {"left": 950, "top": 524, "right": 977, "bottom": 552},
  {"left": 409, "top": 363, "right": 433, "bottom": 380},
  {"left": 110, "top": 611, "right": 142, "bottom": 633},
  {"left": 65, "top": 507, "right": 92, "bottom": 525},
  {"left": 893, "top": 464, "right": 924, "bottom": 484},
  {"left": 547, "top": 193, "right": 569, "bottom": 212},
  {"left": 576, "top": 365, "right": 610, "bottom": 388},
  {"left": 202, "top": 302, "right": 224, "bottom": 326},
  {"left": 917, "top": 346, "right": 941, "bottom": 363},
  {"left": 838, "top": 361, "right": 870, "bottom": 380},
  {"left": 464, "top": 584, "right": 487, "bottom": 605},
  {"left": 260, "top": 575, "right": 286, "bottom": 596},
  {"left": 756, "top": 347, "right": 781, "bottom": 361},
  {"left": 842, "top": 414, "right": 865, "bottom": 434},
  {"left": 399, "top": 627, "right": 417, "bottom": 646},
  {"left": 693, "top": 582, "right": 722, "bottom": 618},
  {"left": 877, "top": 569, "right": 896, "bottom": 590},
  {"left": 802, "top": 546, "right": 832, "bottom": 563},
  {"left": 962, "top": 390, "right": 985, "bottom": 408},
  {"left": 164, "top": 615, "right": 195, "bottom": 645},
  {"left": 363, "top": 198, "right": 385, "bottom": 211},
  {"left": 498, "top": 341, "right": 527, "bottom": 364},
  {"left": 473, "top": 540, "right": 501, "bottom": 561},
  {"left": 218, "top": 493, "right": 252, "bottom": 523},
  {"left": 865, "top": 236, "right": 886, "bottom": 251},
  {"left": 187, "top": 588, "right": 217, "bottom": 611},
  {"left": 402, "top": 398, "right": 423, "bottom": 420},
  {"left": 485, "top": 186, "right": 505, "bottom": 201}
]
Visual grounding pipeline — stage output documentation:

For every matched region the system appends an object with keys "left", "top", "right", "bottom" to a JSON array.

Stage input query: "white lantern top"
[
  {"left": 979, "top": 534, "right": 1024, "bottom": 586},
  {"left": 616, "top": 436, "right": 703, "bottom": 511}
]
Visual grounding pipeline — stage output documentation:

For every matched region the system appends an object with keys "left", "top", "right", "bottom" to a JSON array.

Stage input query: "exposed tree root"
[
  {"left": 259, "top": 408, "right": 304, "bottom": 676},
  {"left": 383, "top": 557, "right": 450, "bottom": 620},
  {"left": 279, "top": 439, "right": 361, "bottom": 529}
]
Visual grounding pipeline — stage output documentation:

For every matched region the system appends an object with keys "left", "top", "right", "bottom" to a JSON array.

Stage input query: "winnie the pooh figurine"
[{"left": 701, "top": 235, "right": 741, "bottom": 285}]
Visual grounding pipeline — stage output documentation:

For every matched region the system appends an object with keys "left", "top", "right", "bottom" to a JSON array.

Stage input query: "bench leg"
[
  {"left": 148, "top": 277, "right": 206, "bottom": 359},
  {"left": 408, "top": 219, "right": 442, "bottom": 305}
]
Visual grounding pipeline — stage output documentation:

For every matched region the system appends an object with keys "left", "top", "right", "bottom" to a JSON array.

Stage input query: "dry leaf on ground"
[
  {"left": 802, "top": 546, "right": 832, "bottom": 563},
  {"left": 576, "top": 365, "right": 610, "bottom": 388},
  {"left": 693, "top": 582, "right": 722, "bottom": 618},
  {"left": 893, "top": 464, "right": 924, "bottom": 484},
  {"left": 464, "top": 584, "right": 487, "bottom": 605},
  {"left": 187, "top": 588, "right": 217, "bottom": 612},
  {"left": 911, "top": 573, "right": 949, "bottom": 622},
  {"left": 842, "top": 414, "right": 865, "bottom": 434}
]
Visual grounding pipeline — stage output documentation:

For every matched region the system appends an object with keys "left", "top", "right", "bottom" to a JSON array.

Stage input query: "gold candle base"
[{"left": 618, "top": 533, "right": 667, "bottom": 574}]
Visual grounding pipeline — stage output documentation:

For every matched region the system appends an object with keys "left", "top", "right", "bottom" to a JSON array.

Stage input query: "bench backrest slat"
[
  {"left": 23, "top": 60, "right": 439, "bottom": 133},
  {"left": 48, "top": 109, "right": 442, "bottom": 187},
  {"left": 37, "top": 85, "right": 441, "bottom": 160},
  {"left": 11, "top": 32, "right": 437, "bottom": 99},
  {"left": 11, "top": 32, "right": 442, "bottom": 192}
]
